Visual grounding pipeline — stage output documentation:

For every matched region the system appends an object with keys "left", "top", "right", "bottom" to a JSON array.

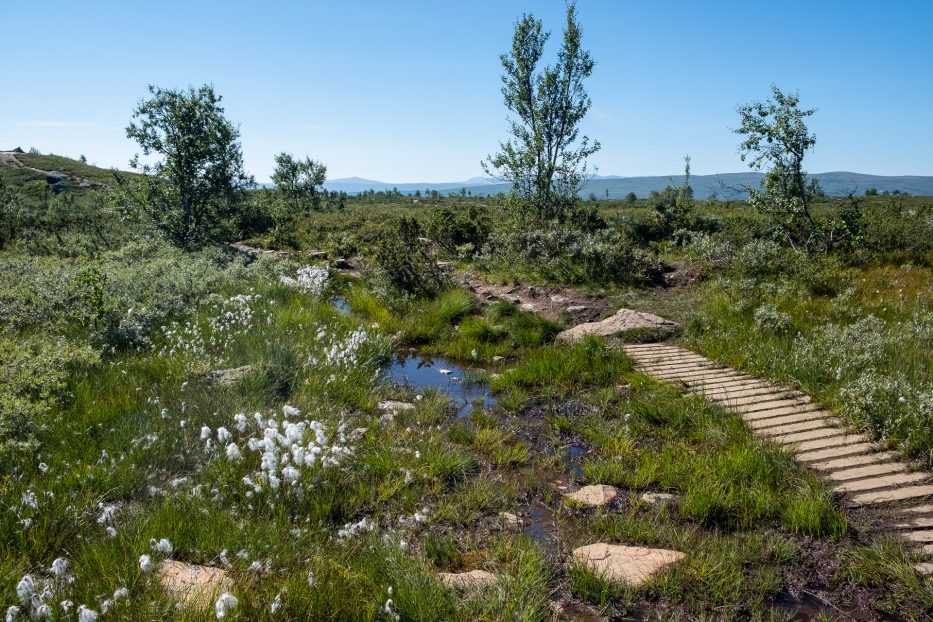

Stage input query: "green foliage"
[
  {"left": 484, "top": 2, "right": 600, "bottom": 223},
  {"left": 736, "top": 86, "right": 857, "bottom": 254},
  {"left": 480, "top": 212, "right": 662, "bottom": 286},
  {"left": 120, "top": 84, "right": 253, "bottom": 250},
  {"left": 271, "top": 152, "right": 327, "bottom": 212},
  {"left": 425, "top": 205, "right": 491, "bottom": 259},
  {"left": 371, "top": 216, "right": 449, "bottom": 298}
]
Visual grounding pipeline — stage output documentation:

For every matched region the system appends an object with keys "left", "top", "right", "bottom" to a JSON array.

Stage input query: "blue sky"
[{"left": 3, "top": 1, "right": 932, "bottom": 182}]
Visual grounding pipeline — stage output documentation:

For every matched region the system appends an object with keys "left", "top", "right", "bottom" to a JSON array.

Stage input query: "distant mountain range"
[{"left": 324, "top": 172, "right": 933, "bottom": 199}]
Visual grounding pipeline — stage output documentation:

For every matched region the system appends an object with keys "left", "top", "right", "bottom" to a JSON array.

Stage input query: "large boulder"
[
  {"left": 557, "top": 308, "right": 677, "bottom": 343},
  {"left": 572, "top": 543, "right": 685, "bottom": 586}
]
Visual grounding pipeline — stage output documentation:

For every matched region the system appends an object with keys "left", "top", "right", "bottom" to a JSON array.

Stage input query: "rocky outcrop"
[{"left": 557, "top": 308, "right": 677, "bottom": 343}]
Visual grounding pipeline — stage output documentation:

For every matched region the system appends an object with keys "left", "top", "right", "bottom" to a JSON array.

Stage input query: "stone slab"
[
  {"left": 904, "top": 505, "right": 933, "bottom": 515},
  {"left": 915, "top": 562, "right": 933, "bottom": 575},
  {"left": 564, "top": 485, "right": 620, "bottom": 508},
  {"left": 572, "top": 543, "right": 685, "bottom": 586}
]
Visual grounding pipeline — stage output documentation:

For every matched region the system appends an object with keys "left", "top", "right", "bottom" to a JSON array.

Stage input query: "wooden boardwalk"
[{"left": 622, "top": 343, "right": 933, "bottom": 576}]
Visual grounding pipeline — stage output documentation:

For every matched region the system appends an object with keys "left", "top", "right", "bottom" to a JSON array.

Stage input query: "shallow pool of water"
[
  {"left": 382, "top": 352, "right": 497, "bottom": 418},
  {"left": 333, "top": 296, "right": 351, "bottom": 315}
]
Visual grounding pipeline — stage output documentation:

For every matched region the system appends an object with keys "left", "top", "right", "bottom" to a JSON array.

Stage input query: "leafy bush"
[
  {"left": 480, "top": 222, "right": 661, "bottom": 286},
  {"left": 370, "top": 216, "right": 449, "bottom": 298},
  {"left": 425, "top": 206, "right": 491, "bottom": 259}
]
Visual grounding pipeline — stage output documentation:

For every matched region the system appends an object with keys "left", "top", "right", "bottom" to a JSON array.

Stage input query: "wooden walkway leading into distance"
[{"left": 622, "top": 343, "right": 933, "bottom": 576}]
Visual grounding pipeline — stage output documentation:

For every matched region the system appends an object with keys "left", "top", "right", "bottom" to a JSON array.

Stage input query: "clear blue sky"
[{"left": 3, "top": 1, "right": 932, "bottom": 182}]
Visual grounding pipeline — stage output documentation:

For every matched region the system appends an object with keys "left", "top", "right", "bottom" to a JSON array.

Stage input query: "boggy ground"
[{"left": 3, "top": 263, "right": 933, "bottom": 620}]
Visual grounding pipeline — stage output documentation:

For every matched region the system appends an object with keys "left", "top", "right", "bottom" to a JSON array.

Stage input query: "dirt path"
[
  {"left": 459, "top": 273, "right": 613, "bottom": 324},
  {"left": 0, "top": 150, "right": 109, "bottom": 189},
  {"left": 621, "top": 342, "right": 933, "bottom": 576}
]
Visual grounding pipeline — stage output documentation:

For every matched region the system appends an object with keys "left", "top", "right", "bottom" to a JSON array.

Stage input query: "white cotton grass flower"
[
  {"left": 139, "top": 555, "right": 153, "bottom": 573},
  {"left": 37, "top": 463, "right": 48, "bottom": 474},
  {"left": 217, "top": 427, "right": 231, "bottom": 443},
  {"left": 283, "top": 405, "right": 300, "bottom": 418},
  {"left": 60, "top": 600, "right": 73, "bottom": 614},
  {"left": 234, "top": 413, "right": 248, "bottom": 432},
  {"left": 16, "top": 575, "right": 34, "bottom": 604},
  {"left": 77, "top": 605, "right": 98, "bottom": 622},
  {"left": 5, "top": 606, "right": 20, "bottom": 622},
  {"left": 150, "top": 538, "right": 172, "bottom": 555},
  {"left": 214, "top": 593, "right": 237, "bottom": 619},
  {"left": 51, "top": 558, "right": 69, "bottom": 577},
  {"left": 200, "top": 426, "right": 212, "bottom": 440},
  {"left": 21, "top": 491, "right": 38, "bottom": 510},
  {"left": 270, "top": 592, "right": 283, "bottom": 615},
  {"left": 383, "top": 598, "right": 400, "bottom": 621},
  {"left": 97, "top": 503, "right": 117, "bottom": 524},
  {"left": 105, "top": 526, "right": 118, "bottom": 539},
  {"left": 225, "top": 443, "right": 242, "bottom": 461},
  {"left": 31, "top": 601, "right": 52, "bottom": 620}
]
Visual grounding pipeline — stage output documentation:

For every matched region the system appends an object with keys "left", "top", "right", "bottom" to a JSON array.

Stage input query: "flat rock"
[
  {"left": 158, "top": 560, "right": 231, "bottom": 609},
  {"left": 640, "top": 492, "right": 677, "bottom": 505},
  {"left": 205, "top": 365, "right": 254, "bottom": 386},
  {"left": 499, "top": 512, "right": 522, "bottom": 529},
  {"left": 564, "top": 484, "right": 620, "bottom": 508},
  {"left": 572, "top": 543, "right": 685, "bottom": 586},
  {"left": 557, "top": 309, "right": 677, "bottom": 343},
  {"left": 438, "top": 569, "right": 498, "bottom": 590}
]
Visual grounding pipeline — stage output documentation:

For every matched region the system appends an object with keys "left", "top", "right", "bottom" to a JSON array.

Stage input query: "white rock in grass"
[
  {"left": 438, "top": 569, "right": 498, "bottom": 590},
  {"left": 572, "top": 543, "right": 685, "bottom": 586},
  {"left": 158, "top": 560, "right": 232, "bottom": 610},
  {"left": 563, "top": 484, "right": 620, "bottom": 508}
]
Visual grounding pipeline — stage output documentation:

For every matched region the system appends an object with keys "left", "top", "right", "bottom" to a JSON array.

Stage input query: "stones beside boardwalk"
[
  {"left": 557, "top": 308, "right": 677, "bottom": 343},
  {"left": 158, "top": 560, "right": 231, "bottom": 609},
  {"left": 572, "top": 543, "right": 685, "bottom": 586},
  {"left": 563, "top": 484, "right": 619, "bottom": 508},
  {"left": 438, "top": 569, "right": 498, "bottom": 590}
]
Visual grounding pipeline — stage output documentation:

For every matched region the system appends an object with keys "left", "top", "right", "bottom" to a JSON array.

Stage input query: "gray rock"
[{"left": 557, "top": 308, "right": 678, "bottom": 343}]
